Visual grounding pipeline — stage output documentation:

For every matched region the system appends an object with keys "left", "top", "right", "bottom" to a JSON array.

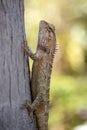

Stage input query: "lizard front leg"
[{"left": 22, "top": 42, "right": 38, "bottom": 60}]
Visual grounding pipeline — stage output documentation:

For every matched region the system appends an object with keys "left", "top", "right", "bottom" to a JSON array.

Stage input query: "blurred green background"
[{"left": 24, "top": 0, "right": 87, "bottom": 130}]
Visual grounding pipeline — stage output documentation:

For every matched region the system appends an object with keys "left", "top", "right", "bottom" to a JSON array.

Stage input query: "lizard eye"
[{"left": 48, "top": 24, "right": 55, "bottom": 31}]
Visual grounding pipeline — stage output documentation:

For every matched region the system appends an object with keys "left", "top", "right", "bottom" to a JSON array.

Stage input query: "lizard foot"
[
  {"left": 20, "top": 100, "right": 33, "bottom": 112},
  {"left": 20, "top": 100, "right": 34, "bottom": 122},
  {"left": 22, "top": 42, "right": 27, "bottom": 49}
]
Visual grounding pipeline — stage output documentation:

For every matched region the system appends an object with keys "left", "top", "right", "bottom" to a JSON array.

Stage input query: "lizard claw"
[
  {"left": 22, "top": 41, "right": 27, "bottom": 49},
  {"left": 25, "top": 100, "right": 33, "bottom": 112}
]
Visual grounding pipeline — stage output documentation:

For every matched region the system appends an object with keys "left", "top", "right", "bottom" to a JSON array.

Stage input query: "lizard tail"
[{"left": 36, "top": 108, "right": 49, "bottom": 130}]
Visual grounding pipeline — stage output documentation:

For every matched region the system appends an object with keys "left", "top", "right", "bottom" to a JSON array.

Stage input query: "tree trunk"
[{"left": 0, "top": 0, "right": 36, "bottom": 130}]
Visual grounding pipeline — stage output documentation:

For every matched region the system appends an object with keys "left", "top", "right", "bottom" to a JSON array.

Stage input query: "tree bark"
[{"left": 0, "top": 0, "right": 36, "bottom": 130}]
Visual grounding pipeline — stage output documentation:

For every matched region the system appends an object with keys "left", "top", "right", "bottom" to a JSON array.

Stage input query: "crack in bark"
[
  {"left": 1, "top": 0, "right": 6, "bottom": 13},
  {"left": 8, "top": 62, "right": 12, "bottom": 107},
  {"left": 17, "top": 62, "right": 20, "bottom": 97}
]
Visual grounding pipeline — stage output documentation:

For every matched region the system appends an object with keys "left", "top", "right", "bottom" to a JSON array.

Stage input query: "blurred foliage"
[{"left": 24, "top": 0, "right": 87, "bottom": 130}]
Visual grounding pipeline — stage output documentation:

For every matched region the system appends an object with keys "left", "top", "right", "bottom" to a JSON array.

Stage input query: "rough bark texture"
[{"left": 0, "top": 0, "right": 36, "bottom": 130}]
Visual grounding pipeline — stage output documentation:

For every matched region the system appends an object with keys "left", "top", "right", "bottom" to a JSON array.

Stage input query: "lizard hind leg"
[
  {"left": 20, "top": 93, "right": 42, "bottom": 112},
  {"left": 31, "top": 94, "right": 42, "bottom": 110}
]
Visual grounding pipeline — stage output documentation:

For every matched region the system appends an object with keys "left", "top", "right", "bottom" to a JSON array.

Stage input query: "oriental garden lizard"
[{"left": 21, "top": 20, "right": 56, "bottom": 130}]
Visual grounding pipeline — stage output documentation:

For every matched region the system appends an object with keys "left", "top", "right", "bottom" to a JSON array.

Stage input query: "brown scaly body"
[{"left": 22, "top": 20, "right": 56, "bottom": 130}]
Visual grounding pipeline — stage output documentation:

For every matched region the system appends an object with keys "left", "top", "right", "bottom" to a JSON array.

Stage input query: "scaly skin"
[{"left": 22, "top": 20, "right": 56, "bottom": 130}]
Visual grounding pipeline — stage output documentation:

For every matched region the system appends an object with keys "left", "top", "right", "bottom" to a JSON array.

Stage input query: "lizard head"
[{"left": 38, "top": 20, "right": 56, "bottom": 56}]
